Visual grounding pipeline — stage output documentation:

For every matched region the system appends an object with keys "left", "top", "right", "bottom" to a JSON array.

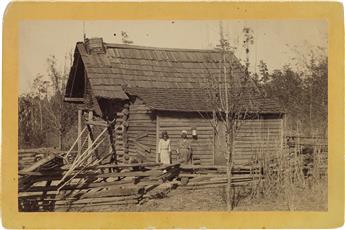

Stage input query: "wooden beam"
[
  {"left": 85, "top": 120, "right": 109, "bottom": 127},
  {"left": 212, "top": 110, "right": 216, "bottom": 166},
  {"left": 107, "top": 121, "right": 117, "bottom": 164},
  {"left": 87, "top": 110, "right": 94, "bottom": 163},
  {"left": 20, "top": 154, "right": 57, "bottom": 173},
  {"left": 64, "top": 97, "right": 84, "bottom": 103},
  {"left": 135, "top": 132, "right": 148, "bottom": 141},
  {"left": 135, "top": 142, "right": 151, "bottom": 152},
  {"left": 60, "top": 162, "right": 160, "bottom": 170},
  {"left": 156, "top": 114, "right": 160, "bottom": 163},
  {"left": 77, "top": 110, "right": 82, "bottom": 156}
]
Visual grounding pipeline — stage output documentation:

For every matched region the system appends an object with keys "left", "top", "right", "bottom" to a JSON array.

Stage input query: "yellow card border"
[{"left": 2, "top": 1, "right": 344, "bottom": 229}]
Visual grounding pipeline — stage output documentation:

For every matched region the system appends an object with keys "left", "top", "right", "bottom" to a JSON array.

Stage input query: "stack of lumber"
[
  {"left": 18, "top": 148, "right": 70, "bottom": 170},
  {"left": 18, "top": 158, "right": 181, "bottom": 211},
  {"left": 177, "top": 164, "right": 262, "bottom": 190},
  {"left": 18, "top": 149, "right": 266, "bottom": 211}
]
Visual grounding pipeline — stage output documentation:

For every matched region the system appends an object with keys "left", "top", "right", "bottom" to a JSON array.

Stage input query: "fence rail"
[{"left": 18, "top": 136, "right": 327, "bottom": 211}]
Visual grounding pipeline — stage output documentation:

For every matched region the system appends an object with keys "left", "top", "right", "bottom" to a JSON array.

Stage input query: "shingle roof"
[
  {"left": 67, "top": 38, "right": 284, "bottom": 113},
  {"left": 124, "top": 87, "right": 283, "bottom": 113},
  {"left": 75, "top": 40, "right": 250, "bottom": 97}
]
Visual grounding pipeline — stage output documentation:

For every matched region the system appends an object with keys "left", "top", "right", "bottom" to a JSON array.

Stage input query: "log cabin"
[{"left": 64, "top": 37, "right": 285, "bottom": 166}]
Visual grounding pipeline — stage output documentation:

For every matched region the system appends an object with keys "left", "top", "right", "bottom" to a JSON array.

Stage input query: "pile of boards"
[
  {"left": 177, "top": 164, "right": 262, "bottom": 190},
  {"left": 19, "top": 158, "right": 182, "bottom": 211},
  {"left": 18, "top": 151, "right": 263, "bottom": 212},
  {"left": 18, "top": 148, "right": 70, "bottom": 170}
]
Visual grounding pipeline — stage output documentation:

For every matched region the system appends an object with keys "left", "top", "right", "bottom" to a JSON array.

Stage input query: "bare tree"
[
  {"left": 45, "top": 54, "right": 76, "bottom": 150},
  {"left": 18, "top": 53, "right": 77, "bottom": 150},
  {"left": 201, "top": 23, "right": 258, "bottom": 210}
]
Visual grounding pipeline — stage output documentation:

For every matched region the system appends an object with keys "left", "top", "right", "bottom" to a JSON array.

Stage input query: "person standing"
[
  {"left": 157, "top": 131, "right": 171, "bottom": 164},
  {"left": 177, "top": 130, "right": 192, "bottom": 164}
]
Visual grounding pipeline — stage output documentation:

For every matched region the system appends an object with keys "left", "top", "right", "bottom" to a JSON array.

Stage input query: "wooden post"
[
  {"left": 212, "top": 110, "right": 216, "bottom": 165},
  {"left": 77, "top": 110, "right": 83, "bottom": 156},
  {"left": 87, "top": 110, "right": 93, "bottom": 164},
  {"left": 156, "top": 114, "right": 160, "bottom": 163},
  {"left": 280, "top": 114, "right": 285, "bottom": 150}
]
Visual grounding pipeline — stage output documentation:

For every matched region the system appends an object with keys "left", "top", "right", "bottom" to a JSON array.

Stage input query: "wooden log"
[
  {"left": 22, "top": 178, "right": 145, "bottom": 194},
  {"left": 143, "top": 181, "right": 177, "bottom": 198},
  {"left": 18, "top": 148, "right": 67, "bottom": 154},
  {"left": 182, "top": 183, "right": 227, "bottom": 190},
  {"left": 95, "top": 169, "right": 163, "bottom": 178},
  {"left": 68, "top": 195, "right": 140, "bottom": 205},
  {"left": 20, "top": 154, "right": 57, "bottom": 173},
  {"left": 79, "top": 186, "right": 143, "bottom": 199},
  {"left": 84, "top": 162, "right": 160, "bottom": 169},
  {"left": 180, "top": 165, "right": 227, "bottom": 170},
  {"left": 53, "top": 199, "right": 138, "bottom": 208}
]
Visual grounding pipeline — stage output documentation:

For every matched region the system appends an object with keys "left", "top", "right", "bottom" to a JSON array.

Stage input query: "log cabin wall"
[
  {"left": 157, "top": 113, "right": 214, "bottom": 165},
  {"left": 127, "top": 98, "right": 157, "bottom": 163},
  {"left": 97, "top": 97, "right": 283, "bottom": 166},
  {"left": 95, "top": 99, "right": 125, "bottom": 163},
  {"left": 233, "top": 115, "right": 283, "bottom": 164},
  {"left": 158, "top": 113, "right": 283, "bottom": 166}
]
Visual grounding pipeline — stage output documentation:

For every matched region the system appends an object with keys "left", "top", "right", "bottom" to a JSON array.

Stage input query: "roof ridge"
[{"left": 104, "top": 42, "right": 223, "bottom": 53}]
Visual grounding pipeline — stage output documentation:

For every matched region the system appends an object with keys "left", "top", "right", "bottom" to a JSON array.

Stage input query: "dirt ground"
[{"left": 72, "top": 179, "right": 327, "bottom": 212}]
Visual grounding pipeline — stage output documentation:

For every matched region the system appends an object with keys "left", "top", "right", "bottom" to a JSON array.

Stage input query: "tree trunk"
[
  {"left": 58, "top": 129, "right": 63, "bottom": 150},
  {"left": 39, "top": 101, "right": 43, "bottom": 131},
  {"left": 226, "top": 120, "right": 234, "bottom": 211}
]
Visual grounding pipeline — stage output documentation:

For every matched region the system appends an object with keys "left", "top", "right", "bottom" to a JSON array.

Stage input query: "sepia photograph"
[{"left": 18, "top": 20, "right": 328, "bottom": 212}]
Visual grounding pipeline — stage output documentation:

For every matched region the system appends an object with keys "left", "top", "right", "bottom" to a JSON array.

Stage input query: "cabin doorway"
[{"left": 214, "top": 121, "right": 227, "bottom": 165}]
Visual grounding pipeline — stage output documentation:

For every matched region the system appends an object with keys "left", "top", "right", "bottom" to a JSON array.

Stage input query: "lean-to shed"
[{"left": 65, "top": 37, "right": 285, "bottom": 165}]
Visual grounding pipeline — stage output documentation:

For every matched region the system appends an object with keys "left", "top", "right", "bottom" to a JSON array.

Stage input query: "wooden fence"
[{"left": 18, "top": 136, "right": 327, "bottom": 211}]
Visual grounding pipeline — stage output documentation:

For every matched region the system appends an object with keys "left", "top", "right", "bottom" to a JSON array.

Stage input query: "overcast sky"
[{"left": 19, "top": 20, "right": 327, "bottom": 94}]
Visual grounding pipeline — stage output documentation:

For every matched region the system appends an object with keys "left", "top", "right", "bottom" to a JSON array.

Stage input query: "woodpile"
[
  {"left": 177, "top": 164, "right": 262, "bottom": 190},
  {"left": 18, "top": 147, "right": 265, "bottom": 212},
  {"left": 18, "top": 155, "right": 182, "bottom": 211},
  {"left": 19, "top": 143, "right": 327, "bottom": 212},
  {"left": 18, "top": 148, "right": 71, "bottom": 170}
]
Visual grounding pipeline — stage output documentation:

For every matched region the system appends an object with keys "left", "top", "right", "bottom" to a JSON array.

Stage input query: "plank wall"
[
  {"left": 126, "top": 101, "right": 283, "bottom": 165},
  {"left": 233, "top": 118, "right": 283, "bottom": 163},
  {"left": 158, "top": 115, "right": 214, "bottom": 165},
  {"left": 158, "top": 114, "right": 283, "bottom": 165},
  {"left": 127, "top": 99, "right": 157, "bottom": 163}
]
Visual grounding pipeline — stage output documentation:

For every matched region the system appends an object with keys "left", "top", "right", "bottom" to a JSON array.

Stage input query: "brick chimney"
[{"left": 84, "top": 37, "right": 105, "bottom": 54}]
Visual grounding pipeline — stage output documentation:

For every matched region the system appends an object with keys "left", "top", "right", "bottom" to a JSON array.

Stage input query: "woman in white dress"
[{"left": 157, "top": 131, "right": 171, "bottom": 164}]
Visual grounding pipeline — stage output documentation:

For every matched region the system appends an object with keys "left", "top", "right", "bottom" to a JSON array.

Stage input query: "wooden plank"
[
  {"left": 79, "top": 187, "right": 144, "bottom": 199},
  {"left": 54, "top": 200, "right": 138, "bottom": 209},
  {"left": 85, "top": 120, "right": 109, "bottom": 127},
  {"left": 20, "top": 154, "right": 57, "bottom": 173},
  {"left": 21, "top": 178, "right": 141, "bottom": 193},
  {"left": 87, "top": 110, "right": 94, "bottom": 164},
  {"left": 135, "top": 142, "right": 151, "bottom": 152},
  {"left": 18, "top": 148, "right": 71, "bottom": 154},
  {"left": 60, "top": 162, "right": 160, "bottom": 170},
  {"left": 95, "top": 169, "right": 163, "bottom": 178},
  {"left": 135, "top": 132, "right": 149, "bottom": 140},
  {"left": 64, "top": 97, "right": 84, "bottom": 102},
  {"left": 68, "top": 195, "right": 140, "bottom": 204},
  {"left": 77, "top": 110, "right": 83, "bottom": 156}
]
